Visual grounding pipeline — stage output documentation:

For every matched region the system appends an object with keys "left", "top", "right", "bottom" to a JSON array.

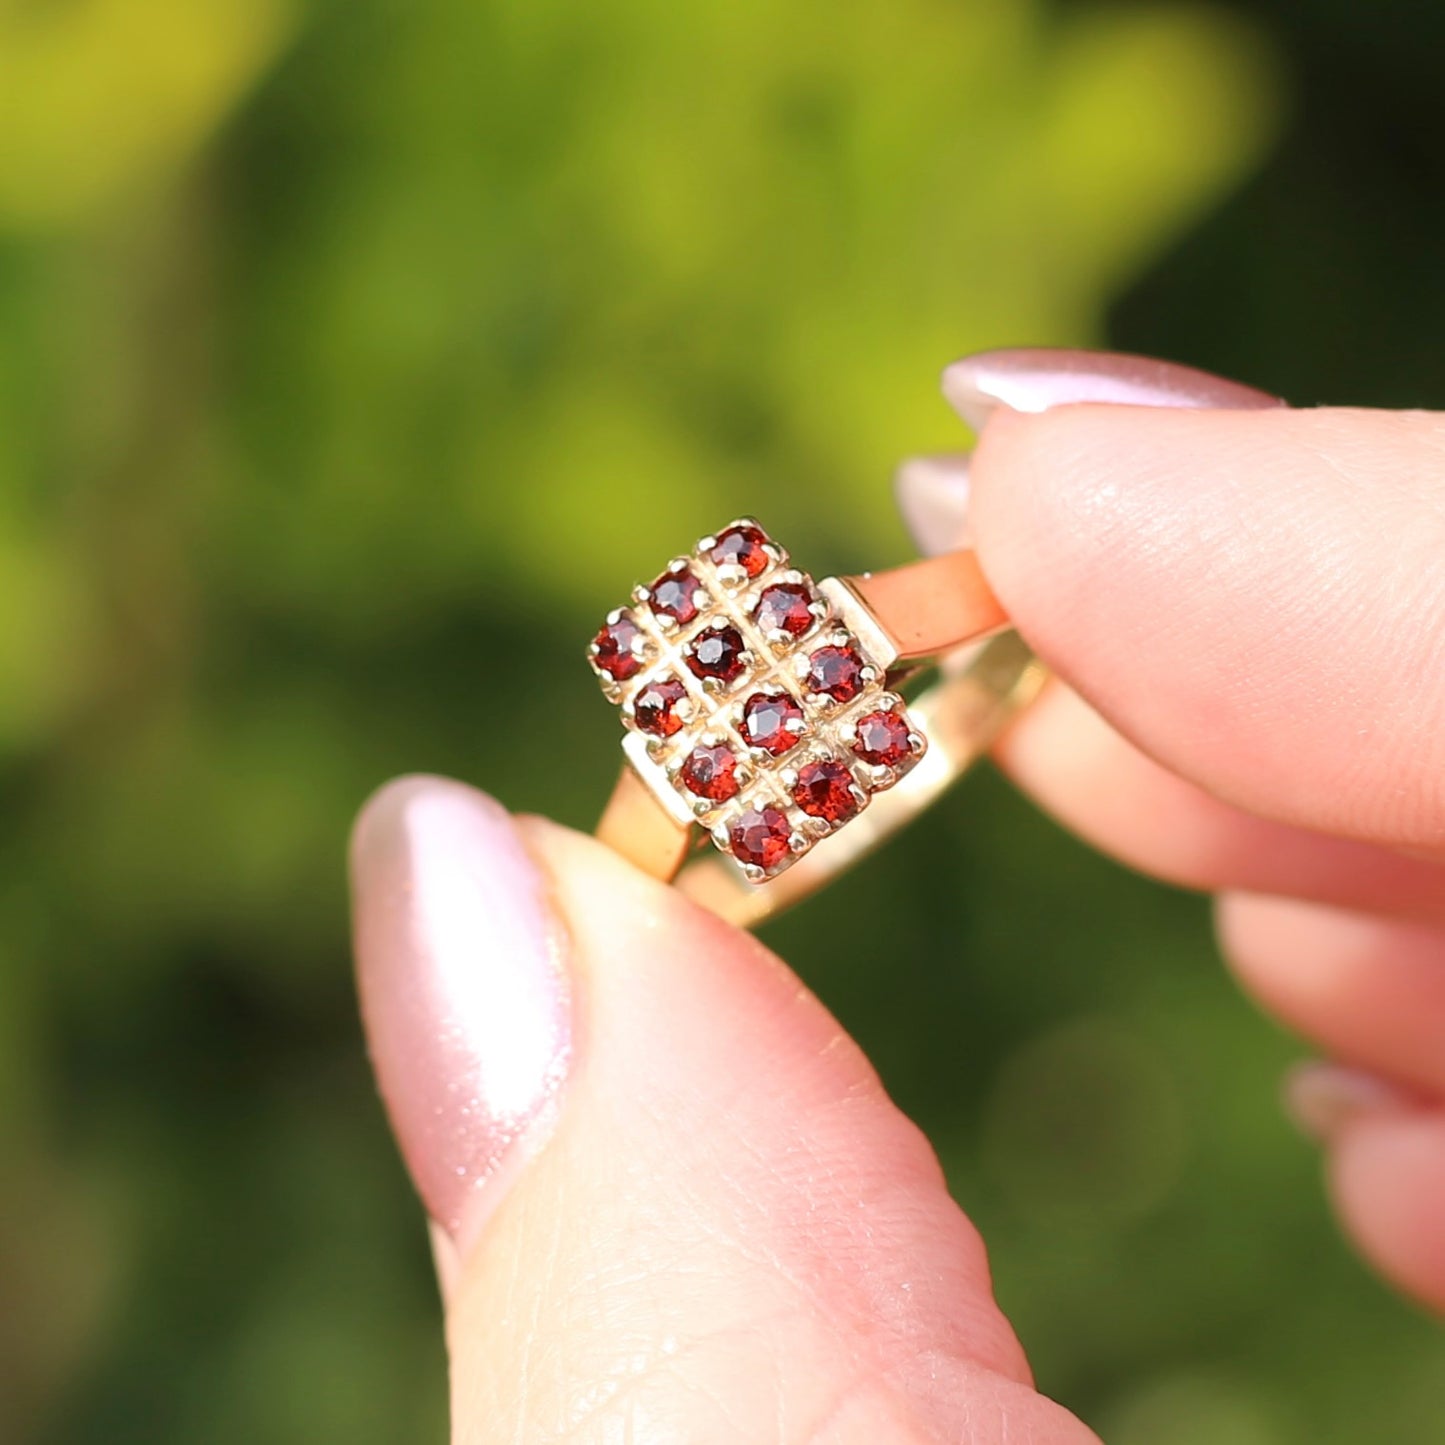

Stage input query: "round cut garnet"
[
  {"left": 729, "top": 805, "right": 793, "bottom": 870},
  {"left": 593, "top": 614, "right": 643, "bottom": 681},
  {"left": 709, "top": 523, "right": 771, "bottom": 579},
  {"left": 793, "top": 760, "right": 859, "bottom": 825},
  {"left": 679, "top": 742, "right": 739, "bottom": 802},
  {"left": 649, "top": 567, "right": 701, "bottom": 625},
  {"left": 686, "top": 624, "right": 747, "bottom": 684},
  {"left": 806, "top": 644, "right": 866, "bottom": 702},
  {"left": 740, "top": 692, "right": 804, "bottom": 755},
  {"left": 852, "top": 708, "right": 912, "bottom": 768},
  {"left": 753, "top": 582, "right": 814, "bottom": 638},
  {"left": 633, "top": 676, "right": 687, "bottom": 737}
]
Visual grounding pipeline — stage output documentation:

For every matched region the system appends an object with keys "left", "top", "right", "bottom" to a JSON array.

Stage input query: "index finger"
[{"left": 968, "top": 392, "right": 1445, "bottom": 851}]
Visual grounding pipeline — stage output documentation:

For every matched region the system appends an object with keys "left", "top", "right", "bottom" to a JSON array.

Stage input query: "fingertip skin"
[
  {"left": 350, "top": 780, "right": 1107, "bottom": 1436},
  {"left": 968, "top": 404, "right": 1445, "bottom": 847},
  {"left": 441, "top": 817, "right": 1075, "bottom": 1438},
  {"left": 908, "top": 351, "right": 1445, "bottom": 1329}
]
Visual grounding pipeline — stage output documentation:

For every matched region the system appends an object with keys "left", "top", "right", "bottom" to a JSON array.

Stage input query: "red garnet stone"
[
  {"left": 793, "top": 759, "right": 859, "bottom": 824},
  {"left": 753, "top": 582, "right": 814, "bottom": 638},
  {"left": 686, "top": 624, "right": 747, "bottom": 684},
  {"left": 633, "top": 676, "right": 687, "bottom": 737},
  {"left": 593, "top": 614, "right": 643, "bottom": 681},
  {"left": 679, "top": 742, "right": 740, "bottom": 802},
  {"left": 806, "top": 644, "right": 866, "bottom": 702},
  {"left": 649, "top": 567, "right": 701, "bottom": 625},
  {"left": 709, "top": 524, "right": 771, "bottom": 579},
  {"left": 729, "top": 805, "right": 793, "bottom": 870},
  {"left": 852, "top": 708, "right": 912, "bottom": 768},
  {"left": 740, "top": 691, "right": 804, "bottom": 755}
]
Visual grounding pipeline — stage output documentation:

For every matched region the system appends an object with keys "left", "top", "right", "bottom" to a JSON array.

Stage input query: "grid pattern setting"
[{"left": 590, "top": 519, "right": 925, "bottom": 880}]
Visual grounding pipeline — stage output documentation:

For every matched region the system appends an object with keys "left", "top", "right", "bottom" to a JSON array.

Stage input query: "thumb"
[{"left": 350, "top": 776, "right": 1097, "bottom": 1444}]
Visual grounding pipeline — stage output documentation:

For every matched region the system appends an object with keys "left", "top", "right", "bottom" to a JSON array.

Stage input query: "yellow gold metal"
[
  {"left": 595, "top": 764, "right": 694, "bottom": 879},
  {"left": 843, "top": 550, "right": 1010, "bottom": 662},
  {"left": 591, "top": 520, "right": 1045, "bottom": 929},
  {"left": 672, "top": 633, "right": 1044, "bottom": 926}
]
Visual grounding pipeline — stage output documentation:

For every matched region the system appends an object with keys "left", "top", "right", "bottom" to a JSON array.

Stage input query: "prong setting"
[{"left": 589, "top": 519, "right": 926, "bottom": 880}]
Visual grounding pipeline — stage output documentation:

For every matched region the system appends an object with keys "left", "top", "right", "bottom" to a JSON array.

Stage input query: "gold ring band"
[{"left": 590, "top": 519, "right": 1044, "bottom": 928}]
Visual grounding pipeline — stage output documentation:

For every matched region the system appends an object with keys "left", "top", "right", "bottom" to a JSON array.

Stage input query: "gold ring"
[{"left": 591, "top": 519, "right": 1045, "bottom": 928}]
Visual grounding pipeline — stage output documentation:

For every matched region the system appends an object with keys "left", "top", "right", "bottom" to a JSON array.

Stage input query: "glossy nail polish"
[
  {"left": 350, "top": 775, "right": 572, "bottom": 1240},
  {"left": 1284, "top": 1060, "right": 1414, "bottom": 1144},
  {"left": 898, "top": 347, "right": 1283, "bottom": 555},
  {"left": 941, "top": 347, "right": 1283, "bottom": 431},
  {"left": 894, "top": 453, "right": 975, "bottom": 552}
]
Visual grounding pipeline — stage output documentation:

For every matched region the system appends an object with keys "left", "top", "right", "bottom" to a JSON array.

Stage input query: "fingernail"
[
  {"left": 901, "top": 348, "right": 1284, "bottom": 556},
  {"left": 350, "top": 775, "right": 572, "bottom": 1243},
  {"left": 941, "top": 347, "right": 1283, "bottom": 431},
  {"left": 1284, "top": 1061, "right": 1415, "bottom": 1144},
  {"left": 893, "top": 453, "right": 973, "bottom": 555}
]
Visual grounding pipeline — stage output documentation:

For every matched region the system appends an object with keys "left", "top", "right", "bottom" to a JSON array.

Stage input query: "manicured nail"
[
  {"left": 350, "top": 775, "right": 572, "bottom": 1242},
  {"left": 893, "top": 453, "right": 974, "bottom": 554},
  {"left": 900, "top": 348, "right": 1284, "bottom": 556},
  {"left": 940, "top": 346, "right": 1284, "bottom": 431},
  {"left": 1284, "top": 1061, "right": 1415, "bottom": 1144}
]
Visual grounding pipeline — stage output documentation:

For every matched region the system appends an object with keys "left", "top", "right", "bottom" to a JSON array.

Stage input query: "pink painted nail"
[
  {"left": 941, "top": 347, "right": 1283, "bottom": 430},
  {"left": 1284, "top": 1061, "right": 1415, "bottom": 1144},
  {"left": 898, "top": 347, "right": 1284, "bottom": 555},
  {"left": 350, "top": 775, "right": 572, "bottom": 1243},
  {"left": 894, "top": 453, "right": 975, "bottom": 551}
]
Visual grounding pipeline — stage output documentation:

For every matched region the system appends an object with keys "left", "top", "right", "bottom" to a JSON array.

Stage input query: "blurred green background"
[{"left": 3, "top": 0, "right": 1443, "bottom": 1440}]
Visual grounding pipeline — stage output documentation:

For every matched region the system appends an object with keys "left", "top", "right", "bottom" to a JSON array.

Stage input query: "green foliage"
[{"left": 1, "top": 1, "right": 1439, "bottom": 1441}]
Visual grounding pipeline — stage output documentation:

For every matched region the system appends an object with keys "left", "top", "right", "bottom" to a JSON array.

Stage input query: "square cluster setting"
[{"left": 590, "top": 519, "right": 926, "bottom": 880}]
